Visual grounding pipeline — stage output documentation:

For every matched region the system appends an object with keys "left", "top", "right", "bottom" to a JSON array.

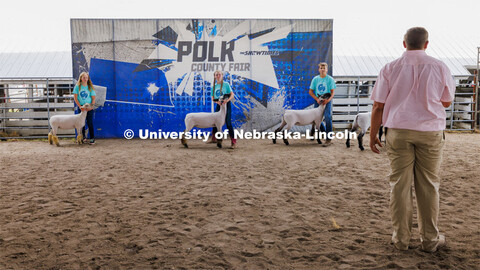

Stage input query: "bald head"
[{"left": 404, "top": 27, "right": 429, "bottom": 50}]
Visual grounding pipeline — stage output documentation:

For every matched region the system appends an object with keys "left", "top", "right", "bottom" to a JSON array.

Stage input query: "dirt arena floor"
[{"left": 1, "top": 133, "right": 479, "bottom": 269}]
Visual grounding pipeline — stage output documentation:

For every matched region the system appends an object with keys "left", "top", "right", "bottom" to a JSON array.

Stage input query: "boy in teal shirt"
[{"left": 308, "top": 62, "right": 336, "bottom": 146}]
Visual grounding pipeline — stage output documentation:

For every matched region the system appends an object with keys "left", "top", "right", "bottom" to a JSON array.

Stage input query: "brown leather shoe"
[
  {"left": 421, "top": 234, "right": 446, "bottom": 252},
  {"left": 322, "top": 139, "right": 332, "bottom": 147}
]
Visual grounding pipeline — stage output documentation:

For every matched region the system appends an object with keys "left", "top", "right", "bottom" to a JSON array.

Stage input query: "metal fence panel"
[{"left": 0, "top": 79, "right": 75, "bottom": 139}]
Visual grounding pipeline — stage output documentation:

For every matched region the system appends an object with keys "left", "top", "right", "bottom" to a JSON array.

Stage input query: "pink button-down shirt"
[{"left": 371, "top": 50, "right": 456, "bottom": 131}]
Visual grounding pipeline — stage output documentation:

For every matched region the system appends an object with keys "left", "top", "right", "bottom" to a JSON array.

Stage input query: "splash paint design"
[
  {"left": 147, "top": 83, "right": 160, "bottom": 97},
  {"left": 137, "top": 20, "right": 293, "bottom": 98}
]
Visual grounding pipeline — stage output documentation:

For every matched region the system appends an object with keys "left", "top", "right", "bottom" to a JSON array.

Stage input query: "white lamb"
[
  {"left": 181, "top": 101, "right": 227, "bottom": 148},
  {"left": 48, "top": 103, "right": 93, "bottom": 146},
  {"left": 345, "top": 112, "right": 384, "bottom": 151},
  {"left": 273, "top": 93, "right": 330, "bottom": 145}
]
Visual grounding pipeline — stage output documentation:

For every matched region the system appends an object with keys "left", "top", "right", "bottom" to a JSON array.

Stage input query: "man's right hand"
[
  {"left": 370, "top": 101, "right": 385, "bottom": 154},
  {"left": 370, "top": 137, "right": 382, "bottom": 154}
]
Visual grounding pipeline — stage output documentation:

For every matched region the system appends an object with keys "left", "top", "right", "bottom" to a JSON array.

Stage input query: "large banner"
[{"left": 71, "top": 19, "right": 332, "bottom": 138}]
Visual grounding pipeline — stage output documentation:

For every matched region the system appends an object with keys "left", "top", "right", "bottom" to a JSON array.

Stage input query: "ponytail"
[{"left": 212, "top": 78, "right": 216, "bottom": 97}]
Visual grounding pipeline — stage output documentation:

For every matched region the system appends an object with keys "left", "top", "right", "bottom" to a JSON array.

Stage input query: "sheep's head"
[
  {"left": 219, "top": 94, "right": 230, "bottom": 103},
  {"left": 318, "top": 93, "right": 331, "bottom": 101},
  {"left": 215, "top": 96, "right": 228, "bottom": 106},
  {"left": 81, "top": 103, "right": 93, "bottom": 110}
]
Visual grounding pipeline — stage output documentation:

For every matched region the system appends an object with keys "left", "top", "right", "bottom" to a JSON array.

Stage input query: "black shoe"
[{"left": 89, "top": 139, "right": 95, "bottom": 145}]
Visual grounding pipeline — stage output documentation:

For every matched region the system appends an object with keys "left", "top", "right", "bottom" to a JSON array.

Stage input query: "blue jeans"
[
  {"left": 212, "top": 101, "right": 234, "bottom": 139},
  {"left": 314, "top": 100, "right": 333, "bottom": 135}
]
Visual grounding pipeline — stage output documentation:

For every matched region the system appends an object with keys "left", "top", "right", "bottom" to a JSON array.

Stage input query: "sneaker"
[
  {"left": 230, "top": 138, "right": 237, "bottom": 149},
  {"left": 392, "top": 241, "right": 409, "bottom": 251},
  {"left": 322, "top": 139, "right": 332, "bottom": 147},
  {"left": 89, "top": 139, "right": 95, "bottom": 145},
  {"left": 421, "top": 234, "right": 446, "bottom": 252},
  {"left": 390, "top": 237, "right": 409, "bottom": 251}
]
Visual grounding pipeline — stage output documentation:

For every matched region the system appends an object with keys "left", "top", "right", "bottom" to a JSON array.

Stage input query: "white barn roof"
[
  {"left": 333, "top": 34, "right": 478, "bottom": 77},
  {"left": 0, "top": 51, "right": 72, "bottom": 78}
]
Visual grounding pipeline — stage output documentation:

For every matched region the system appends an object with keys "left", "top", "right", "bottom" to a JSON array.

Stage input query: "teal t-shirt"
[
  {"left": 73, "top": 85, "right": 96, "bottom": 105},
  {"left": 309, "top": 75, "right": 336, "bottom": 96},
  {"left": 212, "top": 81, "right": 232, "bottom": 99}
]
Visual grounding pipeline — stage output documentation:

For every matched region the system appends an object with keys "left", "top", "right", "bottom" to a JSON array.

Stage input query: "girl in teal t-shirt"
[
  {"left": 210, "top": 70, "right": 236, "bottom": 149},
  {"left": 73, "top": 72, "right": 96, "bottom": 144}
]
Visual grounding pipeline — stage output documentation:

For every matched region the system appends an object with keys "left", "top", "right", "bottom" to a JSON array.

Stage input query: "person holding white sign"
[{"left": 73, "top": 72, "right": 96, "bottom": 145}]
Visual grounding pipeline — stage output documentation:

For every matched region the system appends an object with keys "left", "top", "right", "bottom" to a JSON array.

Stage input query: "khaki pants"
[{"left": 386, "top": 128, "right": 445, "bottom": 251}]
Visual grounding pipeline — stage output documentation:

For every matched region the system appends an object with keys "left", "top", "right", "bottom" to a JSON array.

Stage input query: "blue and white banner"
[{"left": 71, "top": 19, "right": 333, "bottom": 138}]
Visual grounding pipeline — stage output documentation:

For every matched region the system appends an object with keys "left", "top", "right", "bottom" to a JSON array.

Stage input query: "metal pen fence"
[
  {"left": 0, "top": 78, "right": 76, "bottom": 139},
  {"left": 332, "top": 76, "right": 477, "bottom": 132}
]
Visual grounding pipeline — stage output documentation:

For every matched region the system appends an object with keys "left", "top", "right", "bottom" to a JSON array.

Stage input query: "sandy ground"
[{"left": 0, "top": 133, "right": 479, "bottom": 269}]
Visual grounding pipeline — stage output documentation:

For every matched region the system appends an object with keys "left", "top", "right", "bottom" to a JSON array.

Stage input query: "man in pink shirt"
[{"left": 369, "top": 27, "right": 455, "bottom": 252}]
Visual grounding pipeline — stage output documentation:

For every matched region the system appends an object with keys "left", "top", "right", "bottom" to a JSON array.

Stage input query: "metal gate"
[
  {"left": 0, "top": 78, "right": 75, "bottom": 139},
  {"left": 331, "top": 76, "right": 476, "bottom": 132}
]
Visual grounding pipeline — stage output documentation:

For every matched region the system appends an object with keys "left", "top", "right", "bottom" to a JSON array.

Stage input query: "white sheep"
[
  {"left": 273, "top": 93, "right": 330, "bottom": 145},
  {"left": 181, "top": 101, "right": 227, "bottom": 148},
  {"left": 345, "top": 112, "right": 384, "bottom": 151},
  {"left": 48, "top": 103, "right": 93, "bottom": 146}
]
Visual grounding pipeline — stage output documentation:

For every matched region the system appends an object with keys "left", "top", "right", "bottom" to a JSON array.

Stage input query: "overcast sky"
[{"left": 1, "top": 0, "right": 479, "bottom": 53}]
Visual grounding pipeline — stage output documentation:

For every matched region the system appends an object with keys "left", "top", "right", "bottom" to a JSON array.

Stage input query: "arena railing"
[
  {"left": 1, "top": 75, "right": 477, "bottom": 140},
  {"left": 332, "top": 76, "right": 477, "bottom": 132},
  {"left": 0, "top": 78, "right": 76, "bottom": 140}
]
